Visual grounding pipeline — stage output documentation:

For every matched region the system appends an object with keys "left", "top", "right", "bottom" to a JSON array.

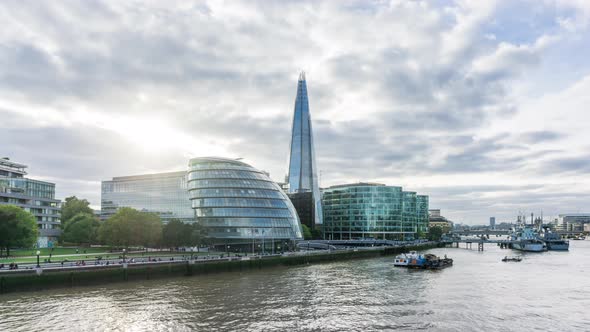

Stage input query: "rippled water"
[{"left": 1, "top": 241, "right": 590, "bottom": 332}]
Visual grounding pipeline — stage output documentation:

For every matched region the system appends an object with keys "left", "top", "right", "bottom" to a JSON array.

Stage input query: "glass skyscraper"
[
  {"left": 322, "top": 183, "right": 428, "bottom": 240},
  {"left": 188, "top": 157, "right": 303, "bottom": 249},
  {"left": 101, "top": 171, "right": 193, "bottom": 223},
  {"left": 0, "top": 158, "right": 61, "bottom": 247},
  {"left": 286, "top": 72, "right": 323, "bottom": 226}
]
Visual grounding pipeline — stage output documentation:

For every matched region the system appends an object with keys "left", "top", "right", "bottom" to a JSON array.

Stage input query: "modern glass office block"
[
  {"left": 416, "top": 195, "right": 429, "bottom": 234},
  {"left": 101, "top": 171, "right": 193, "bottom": 223},
  {"left": 402, "top": 191, "right": 417, "bottom": 234},
  {"left": 286, "top": 72, "right": 323, "bottom": 226},
  {"left": 323, "top": 183, "right": 404, "bottom": 240},
  {"left": 188, "top": 157, "right": 303, "bottom": 246},
  {"left": 323, "top": 183, "right": 429, "bottom": 240},
  {"left": 0, "top": 158, "right": 61, "bottom": 247}
]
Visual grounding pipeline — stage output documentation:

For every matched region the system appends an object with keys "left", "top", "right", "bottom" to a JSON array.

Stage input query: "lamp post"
[
  {"left": 226, "top": 245, "right": 230, "bottom": 257},
  {"left": 122, "top": 248, "right": 126, "bottom": 263},
  {"left": 36, "top": 250, "right": 41, "bottom": 268}
]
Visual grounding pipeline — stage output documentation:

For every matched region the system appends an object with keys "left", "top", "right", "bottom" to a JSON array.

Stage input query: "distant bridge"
[{"left": 450, "top": 230, "right": 586, "bottom": 237}]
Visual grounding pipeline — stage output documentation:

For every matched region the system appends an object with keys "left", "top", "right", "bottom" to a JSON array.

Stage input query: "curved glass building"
[{"left": 187, "top": 157, "right": 303, "bottom": 249}]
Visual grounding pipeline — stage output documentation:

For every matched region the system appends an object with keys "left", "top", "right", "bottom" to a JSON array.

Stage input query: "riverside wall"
[{"left": 0, "top": 243, "right": 440, "bottom": 294}]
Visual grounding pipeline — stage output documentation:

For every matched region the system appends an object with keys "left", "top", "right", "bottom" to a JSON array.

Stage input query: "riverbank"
[{"left": 0, "top": 243, "right": 439, "bottom": 294}]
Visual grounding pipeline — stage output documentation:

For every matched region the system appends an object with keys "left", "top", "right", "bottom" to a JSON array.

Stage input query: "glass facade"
[
  {"left": 322, "top": 183, "right": 429, "bottom": 240},
  {"left": 188, "top": 157, "right": 303, "bottom": 246},
  {"left": 101, "top": 171, "right": 193, "bottom": 223},
  {"left": 416, "top": 195, "right": 429, "bottom": 234},
  {"left": 0, "top": 158, "right": 61, "bottom": 248},
  {"left": 286, "top": 72, "right": 323, "bottom": 225}
]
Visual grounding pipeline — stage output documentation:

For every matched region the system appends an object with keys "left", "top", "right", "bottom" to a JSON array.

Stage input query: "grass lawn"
[
  {"left": 7, "top": 247, "right": 110, "bottom": 257},
  {"left": 0, "top": 250, "right": 222, "bottom": 264}
]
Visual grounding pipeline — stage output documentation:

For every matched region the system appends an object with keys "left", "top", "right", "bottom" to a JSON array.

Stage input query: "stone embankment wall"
[{"left": 0, "top": 243, "right": 440, "bottom": 294}]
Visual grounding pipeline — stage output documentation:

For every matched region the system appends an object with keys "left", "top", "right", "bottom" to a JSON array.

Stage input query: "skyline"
[{"left": 2, "top": 1, "right": 590, "bottom": 224}]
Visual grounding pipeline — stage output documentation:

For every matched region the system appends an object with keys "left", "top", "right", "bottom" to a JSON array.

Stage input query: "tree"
[
  {"left": 98, "top": 207, "right": 162, "bottom": 248},
  {"left": 416, "top": 228, "right": 425, "bottom": 239},
  {"left": 162, "top": 220, "right": 209, "bottom": 250},
  {"left": 301, "top": 224, "right": 312, "bottom": 240},
  {"left": 61, "top": 196, "right": 93, "bottom": 227},
  {"left": 189, "top": 222, "right": 208, "bottom": 251},
  {"left": 0, "top": 205, "right": 38, "bottom": 256},
  {"left": 162, "top": 219, "right": 186, "bottom": 247},
  {"left": 428, "top": 226, "right": 443, "bottom": 241},
  {"left": 62, "top": 213, "right": 100, "bottom": 245},
  {"left": 311, "top": 228, "right": 322, "bottom": 240}
]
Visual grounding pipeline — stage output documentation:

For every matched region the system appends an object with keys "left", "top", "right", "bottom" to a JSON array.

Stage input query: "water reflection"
[{"left": 1, "top": 242, "right": 590, "bottom": 331}]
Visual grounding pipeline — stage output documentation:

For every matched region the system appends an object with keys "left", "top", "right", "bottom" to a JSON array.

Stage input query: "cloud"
[{"left": 1, "top": 0, "right": 589, "bottom": 223}]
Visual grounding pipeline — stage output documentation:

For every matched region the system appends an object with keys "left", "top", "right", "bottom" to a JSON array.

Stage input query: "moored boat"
[
  {"left": 395, "top": 252, "right": 453, "bottom": 269},
  {"left": 511, "top": 226, "right": 547, "bottom": 252},
  {"left": 502, "top": 256, "right": 522, "bottom": 262},
  {"left": 542, "top": 232, "right": 569, "bottom": 251},
  {"left": 393, "top": 251, "right": 420, "bottom": 267}
]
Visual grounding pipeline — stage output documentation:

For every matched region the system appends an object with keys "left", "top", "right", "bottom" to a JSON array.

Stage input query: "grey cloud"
[
  {"left": 520, "top": 130, "right": 564, "bottom": 144},
  {"left": 0, "top": 1, "right": 586, "bottom": 223}
]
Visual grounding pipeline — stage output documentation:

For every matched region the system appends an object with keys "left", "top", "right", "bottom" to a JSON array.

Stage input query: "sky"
[{"left": 1, "top": 0, "right": 590, "bottom": 225}]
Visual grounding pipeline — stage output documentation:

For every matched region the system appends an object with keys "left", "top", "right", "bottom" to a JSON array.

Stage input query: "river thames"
[{"left": 1, "top": 241, "right": 589, "bottom": 332}]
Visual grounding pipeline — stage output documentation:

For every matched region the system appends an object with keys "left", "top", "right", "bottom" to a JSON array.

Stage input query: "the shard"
[{"left": 287, "top": 72, "right": 323, "bottom": 226}]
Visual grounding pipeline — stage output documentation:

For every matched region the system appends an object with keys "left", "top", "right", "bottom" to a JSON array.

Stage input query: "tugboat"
[
  {"left": 542, "top": 232, "right": 569, "bottom": 251},
  {"left": 511, "top": 226, "right": 547, "bottom": 252}
]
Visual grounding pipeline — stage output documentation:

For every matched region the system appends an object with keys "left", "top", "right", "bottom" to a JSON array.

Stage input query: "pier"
[{"left": 441, "top": 238, "right": 512, "bottom": 251}]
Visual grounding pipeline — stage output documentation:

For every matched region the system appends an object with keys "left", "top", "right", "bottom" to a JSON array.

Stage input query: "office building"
[
  {"left": 322, "top": 183, "right": 428, "bottom": 240},
  {"left": 101, "top": 171, "right": 193, "bottom": 223},
  {"left": 286, "top": 72, "right": 323, "bottom": 228},
  {"left": 0, "top": 158, "right": 61, "bottom": 247},
  {"left": 490, "top": 217, "right": 496, "bottom": 229},
  {"left": 429, "top": 209, "right": 453, "bottom": 233},
  {"left": 188, "top": 157, "right": 303, "bottom": 249}
]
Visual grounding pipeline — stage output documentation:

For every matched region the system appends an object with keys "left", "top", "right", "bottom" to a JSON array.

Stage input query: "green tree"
[
  {"left": 311, "top": 228, "right": 322, "bottom": 240},
  {"left": 301, "top": 224, "right": 312, "bottom": 240},
  {"left": 0, "top": 205, "right": 38, "bottom": 256},
  {"left": 162, "top": 219, "right": 186, "bottom": 247},
  {"left": 98, "top": 207, "right": 162, "bottom": 248},
  {"left": 189, "top": 222, "right": 208, "bottom": 251},
  {"left": 428, "top": 226, "right": 443, "bottom": 241},
  {"left": 416, "top": 228, "right": 425, "bottom": 239},
  {"left": 61, "top": 196, "right": 93, "bottom": 227},
  {"left": 62, "top": 213, "right": 100, "bottom": 245}
]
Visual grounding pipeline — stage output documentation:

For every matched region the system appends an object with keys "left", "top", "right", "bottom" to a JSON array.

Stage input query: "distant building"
[
  {"left": 490, "top": 217, "right": 496, "bottom": 229},
  {"left": 322, "top": 183, "right": 428, "bottom": 240},
  {"left": 557, "top": 214, "right": 590, "bottom": 233},
  {"left": 286, "top": 72, "right": 323, "bottom": 228},
  {"left": 558, "top": 214, "right": 590, "bottom": 224},
  {"left": 101, "top": 171, "right": 193, "bottom": 223},
  {"left": 429, "top": 209, "right": 441, "bottom": 217},
  {"left": 429, "top": 209, "right": 453, "bottom": 233},
  {"left": 287, "top": 191, "right": 314, "bottom": 229},
  {"left": 0, "top": 158, "right": 61, "bottom": 248}
]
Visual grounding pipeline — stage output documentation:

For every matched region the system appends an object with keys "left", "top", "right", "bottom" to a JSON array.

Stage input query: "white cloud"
[{"left": 1, "top": 0, "right": 590, "bottom": 223}]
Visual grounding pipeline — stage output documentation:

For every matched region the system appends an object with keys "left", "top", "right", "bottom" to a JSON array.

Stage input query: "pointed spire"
[
  {"left": 299, "top": 71, "right": 306, "bottom": 81},
  {"left": 287, "top": 71, "right": 323, "bottom": 225}
]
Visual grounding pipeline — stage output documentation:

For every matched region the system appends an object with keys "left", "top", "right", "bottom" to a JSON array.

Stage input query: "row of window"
[
  {"left": 188, "top": 188, "right": 285, "bottom": 200},
  {"left": 188, "top": 179, "right": 279, "bottom": 190},
  {"left": 191, "top": 198, "right": 288, "bottom": 209},
  {"left": 195, "top": 207, "right": 294, "bottom": 218},
  {"left": 188, "top": 170, "right": 271, "bottom": 182},
  {"left": 199, "top": 217, "right": 295, "bottom": 228}
]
